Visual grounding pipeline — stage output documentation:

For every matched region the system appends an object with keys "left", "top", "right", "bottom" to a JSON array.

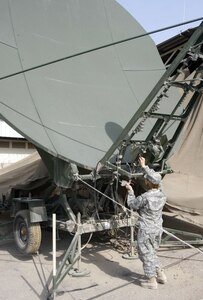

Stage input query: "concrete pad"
[{"left": 0, "top": 227, "right": 203, "bottom": 300}]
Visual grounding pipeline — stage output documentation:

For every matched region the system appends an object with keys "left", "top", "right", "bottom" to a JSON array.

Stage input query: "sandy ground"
[{"left": 0, "top": 222, "right": 203, "bottom": 300}]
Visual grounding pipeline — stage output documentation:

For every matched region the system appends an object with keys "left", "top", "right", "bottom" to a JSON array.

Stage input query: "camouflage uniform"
[{"left": 127, "top": 166, "right": 166, "bottom": 278}]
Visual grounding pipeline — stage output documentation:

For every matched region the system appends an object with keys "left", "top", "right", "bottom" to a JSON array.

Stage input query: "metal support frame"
[
  {"left": 99, "top": 22, "right": 203, "bottom": 176},
  {"left": 122, "top": 209, "right": 137, "bottom": 259},
  {"left": 50, "top": 212, "right": 138, "bottom": 297},
  {"left": 161, "top": 227, "right": 203, "bottom": 247}
]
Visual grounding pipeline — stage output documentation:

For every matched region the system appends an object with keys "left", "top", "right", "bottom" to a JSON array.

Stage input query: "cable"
[
  {"left": 0, "top": 18, "right": 202, "bottom": 82},
  {"left": 81, "top": 233, "right": 93, "bottom": 251},
  {"left": 77, "top": 176, "right": 203, "bottom": 255}
]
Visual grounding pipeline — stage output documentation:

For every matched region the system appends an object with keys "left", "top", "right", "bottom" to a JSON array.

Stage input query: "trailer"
[{"left": 0, "top": 1, "right": 203, "bottom": 294}]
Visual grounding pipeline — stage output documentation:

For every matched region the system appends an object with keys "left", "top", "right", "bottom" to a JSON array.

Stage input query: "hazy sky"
[{"left": 116, "top": 0, "right": 203, "bottom": 44}]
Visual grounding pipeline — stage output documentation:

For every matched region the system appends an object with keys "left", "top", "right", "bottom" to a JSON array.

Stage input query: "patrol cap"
[{"left": 144, "top": 172, "right": 161, "bottom": 184}]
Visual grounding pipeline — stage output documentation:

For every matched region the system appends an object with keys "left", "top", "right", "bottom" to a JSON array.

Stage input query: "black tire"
[{"left": 13, "top": 210, "right": 41, "bottom": 254}]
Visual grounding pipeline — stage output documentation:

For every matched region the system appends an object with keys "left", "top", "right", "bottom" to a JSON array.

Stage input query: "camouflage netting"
[{"left": 163, "top": 78, "right": 203, "bottom": 230}]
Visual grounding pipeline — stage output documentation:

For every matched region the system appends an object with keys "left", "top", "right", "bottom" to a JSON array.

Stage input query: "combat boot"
[
  {"left": 140, "top": 277, "right": 157, "bottom": 289},
  {"left": 156, "top": 269, "right": 167, "bottom": 284}
]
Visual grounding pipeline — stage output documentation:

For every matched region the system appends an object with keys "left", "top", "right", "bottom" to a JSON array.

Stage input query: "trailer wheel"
[{"left": 13, "top": 210, "right": 41, "bottom": 254}]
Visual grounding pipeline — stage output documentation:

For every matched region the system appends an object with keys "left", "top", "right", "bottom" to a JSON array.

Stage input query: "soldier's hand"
[
  {"left": 121, "top": 180, "right": 133, "bottom": 191},
  {"left": 121, "top": 180, "right": 129, "bottom": 187},
  {"left": 139, "top": 156, "right": 146, "bottom": 167}
]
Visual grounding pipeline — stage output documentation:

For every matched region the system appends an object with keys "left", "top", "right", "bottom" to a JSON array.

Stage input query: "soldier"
[{"left": 123, "top": 156, "right": 167, "bottom": 289}]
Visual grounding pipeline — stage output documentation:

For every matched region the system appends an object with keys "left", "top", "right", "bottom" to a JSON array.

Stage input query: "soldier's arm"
[
  {"left": 139, "top": 156, "right": 161, "bottom": 184},
  {"left": 127, "top": 189, "right": 145, "bottom": 210},
  {"left": 121, "top": 180, "right": 145, "bottom": 210}
]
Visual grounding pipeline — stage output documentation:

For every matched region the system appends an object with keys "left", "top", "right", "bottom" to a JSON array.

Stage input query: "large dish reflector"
[{"left": 0, "top": 0, "right": 165, "bottom": 169}]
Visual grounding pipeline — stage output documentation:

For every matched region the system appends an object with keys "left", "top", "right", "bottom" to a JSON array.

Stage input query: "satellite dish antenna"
[{"left": 0, "top": 0, "right": 165, "bottom": 170}]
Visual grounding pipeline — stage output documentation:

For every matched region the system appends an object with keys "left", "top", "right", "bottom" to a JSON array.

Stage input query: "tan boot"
[
  {"left": 140, "top": 277, "right": 157, "bottom": 289},
  {"left": 157, "top": 269, "right": 167, "bottom": 284}
]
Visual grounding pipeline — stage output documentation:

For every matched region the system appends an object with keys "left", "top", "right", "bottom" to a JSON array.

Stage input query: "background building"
[{"left": 0, "top": 120, "right": 35, "bottom": 169}]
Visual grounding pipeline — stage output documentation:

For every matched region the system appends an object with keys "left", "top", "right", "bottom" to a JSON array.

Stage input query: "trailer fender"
[{"left": 28, "top": 200, "right": 48, "bottom": 223}]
